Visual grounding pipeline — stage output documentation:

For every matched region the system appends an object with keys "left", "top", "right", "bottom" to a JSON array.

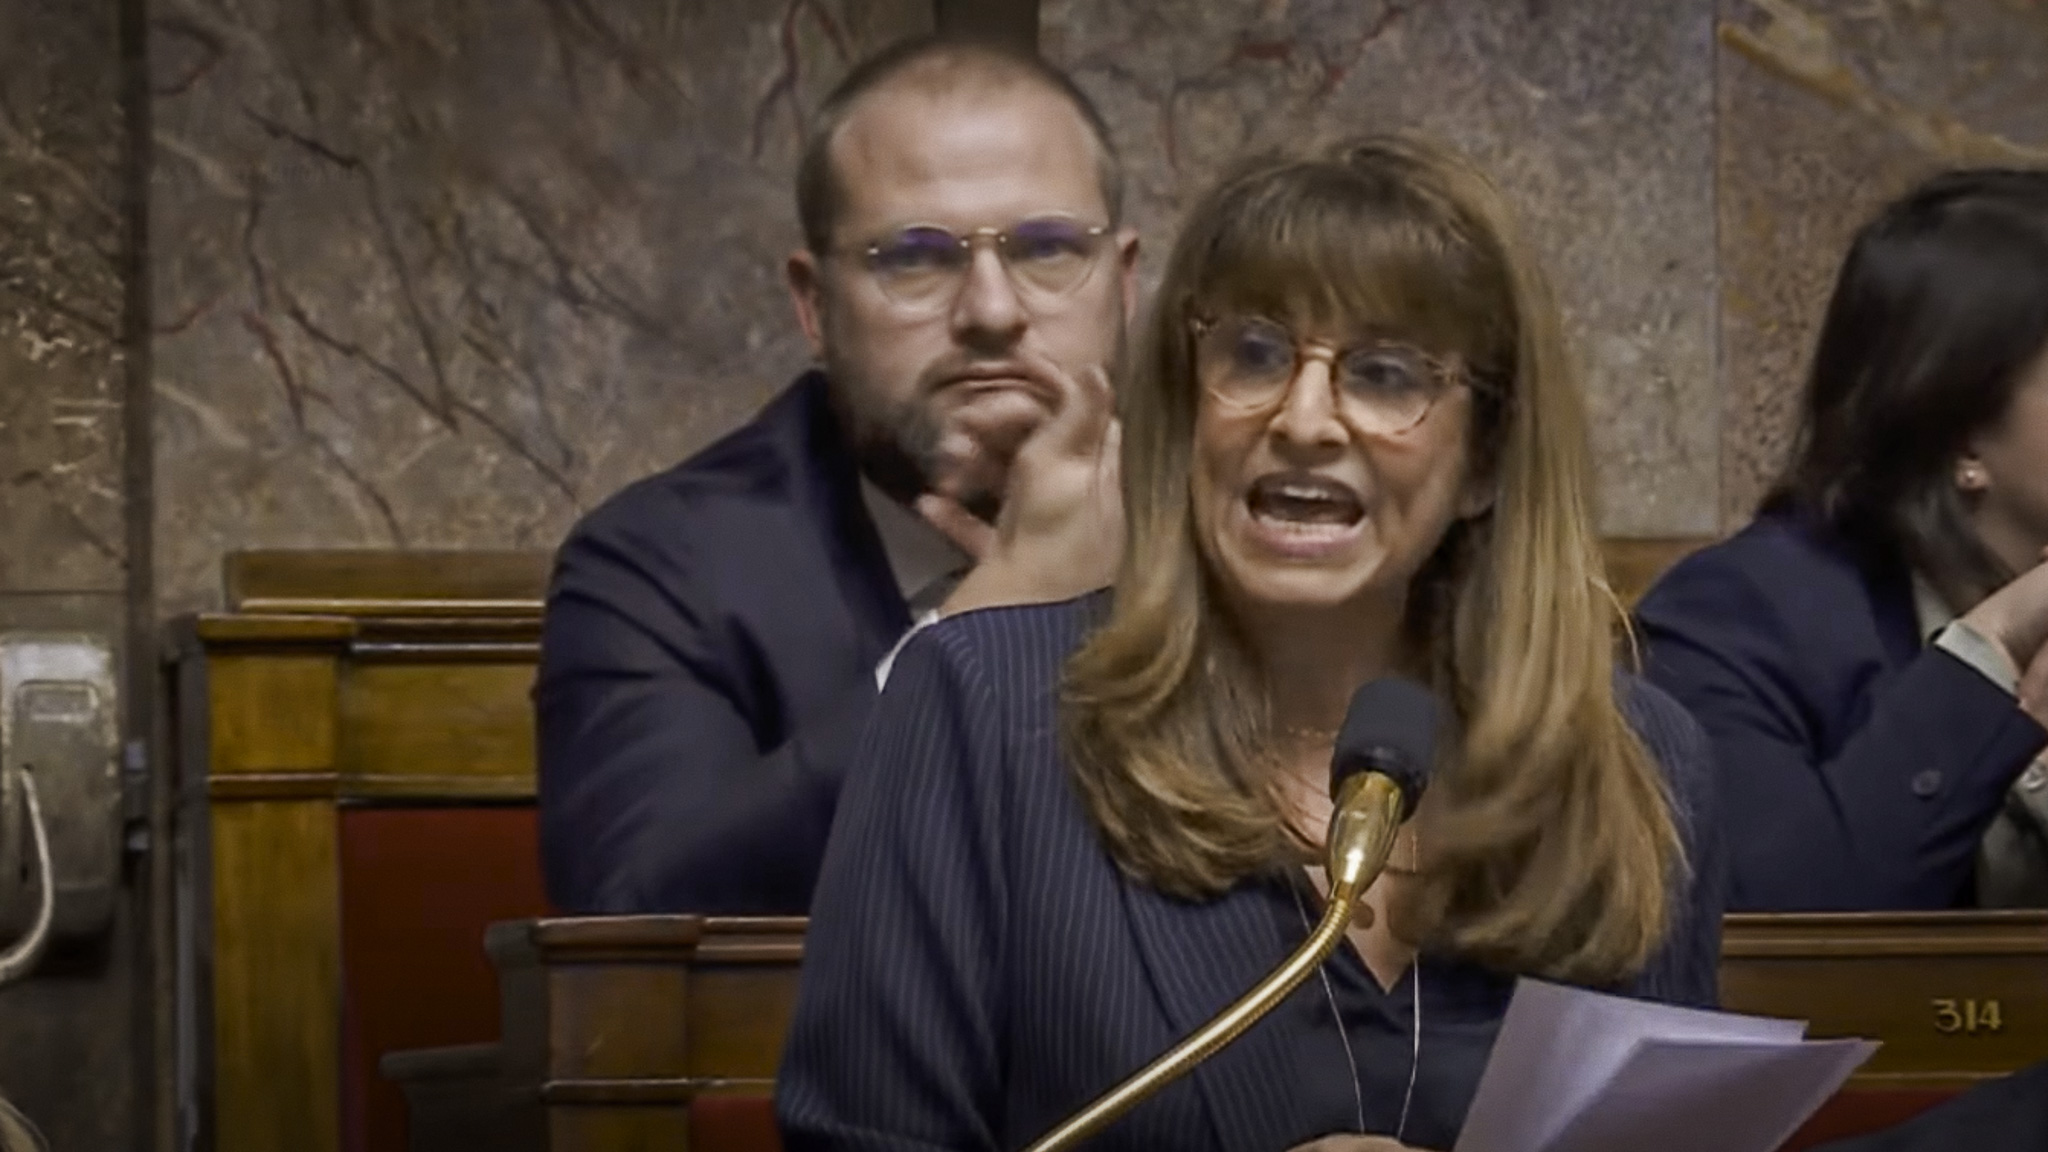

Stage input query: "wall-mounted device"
[{"left": 0, "top": 634, "right": 120, "bottom": 981}]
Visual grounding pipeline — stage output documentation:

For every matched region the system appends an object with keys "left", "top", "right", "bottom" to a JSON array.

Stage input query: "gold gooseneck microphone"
[{"left": 1023, "top": 679, "right": 1440, "bottom": 1152}]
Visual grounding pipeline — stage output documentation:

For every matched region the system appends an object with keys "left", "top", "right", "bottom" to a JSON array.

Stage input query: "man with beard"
[{"left": 536, "top": 36, "right": 1136, "bottom": 914}]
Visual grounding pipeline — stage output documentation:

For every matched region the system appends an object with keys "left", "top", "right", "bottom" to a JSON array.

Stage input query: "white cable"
[
  {"left": 0, "top": 1093, "right": 52, "bottom": 1152},
  {"left": 1395, "top": 961, "right": 1421, "bottom": 1142},
  {"left": 0, "top": 772, "right": 54, "bottom": 986},
  {"left": 0, "top": 771, "right": 55, "bottom": 1152}
]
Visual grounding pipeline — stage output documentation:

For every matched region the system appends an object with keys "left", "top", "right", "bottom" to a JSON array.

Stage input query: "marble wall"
[
  {"left": 1046, "top": 0, "right": 1721, "bottom": 536},
  {"left": 150, "top": 0, "right": 930, "bottom": 614},
  {"left": 1716, "top": 0, "right": 2048, "bottom": 520},
  {"left": 1046, "top": 0, "right": 2048, "bottom": 536},
  {"left": 1, "top": 0, "right": 127, "bottom": 597},
  {"left": 140, "top": 0, "right": 2048, "bottom": 607},
  {"left": 0, "top": 3, "right": 139, "bottom": 1150}
]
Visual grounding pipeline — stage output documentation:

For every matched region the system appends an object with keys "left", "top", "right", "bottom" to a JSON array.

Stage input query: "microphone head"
[{"left": 1330, "top": 677, "right": 1439, "bottom": 819}]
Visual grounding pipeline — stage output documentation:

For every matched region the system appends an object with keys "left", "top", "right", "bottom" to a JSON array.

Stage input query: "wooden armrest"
[
  {"left": 381, "top": 1043, "right": 520, "bottom": 1152},
  {"left": 379, "top": 1042, "right": 502, "bottom": 1086}
]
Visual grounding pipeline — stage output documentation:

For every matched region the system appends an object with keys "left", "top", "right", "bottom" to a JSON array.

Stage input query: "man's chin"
[
  {"left": 956, "top": 486, "right": 1002, "bottom": 526},
  {"left": 935, "top": 385, "right": 1053, "bottom": 452}
]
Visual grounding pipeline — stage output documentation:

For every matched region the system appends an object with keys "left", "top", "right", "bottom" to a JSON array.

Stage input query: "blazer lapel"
[
  {"left": 1864, "top": 556, "right": 1923, "bottom": 667},
  {"left": 786, "top": 370, "right": 912, "bottom": 652},
  {"left": 1119, "top": 873, "right": 1304, "bottom": 1152}
]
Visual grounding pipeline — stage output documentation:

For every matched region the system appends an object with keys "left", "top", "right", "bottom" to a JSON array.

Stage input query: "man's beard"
[
  {"left": 854, "top": 394, "right": 942, "bottom": 501},
  {"left": 827, "top": 327, "right": 1124, "bottom": 528},
  {"left": 832, "top": 379, "right": 1005, "bottom": 524}
]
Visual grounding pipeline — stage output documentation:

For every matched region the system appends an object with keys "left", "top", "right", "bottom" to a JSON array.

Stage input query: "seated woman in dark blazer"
[
  {"left": 776, "top": 136, "right": 1723, "bottom": 1152},
  {"left": 1637, "top": 169, "right": 2048, "bottom": 912}
]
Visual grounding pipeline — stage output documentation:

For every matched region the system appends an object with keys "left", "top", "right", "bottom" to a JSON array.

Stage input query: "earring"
[{"left": 1959, "top": 463, "right": 1987, "bottom": 491}]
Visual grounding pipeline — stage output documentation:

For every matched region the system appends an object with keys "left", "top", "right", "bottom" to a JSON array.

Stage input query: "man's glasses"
[
  {"left": 1190, "top": 313, "right": 1480, "bottom": 437},
  {"left": 850, "top": 216, "right": 1111, "bottom": 314}
]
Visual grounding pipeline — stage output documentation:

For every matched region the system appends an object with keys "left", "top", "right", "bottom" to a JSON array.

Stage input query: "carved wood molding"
[
  {"left": 224, "top": 549, "right": 549, "bottom": 614},
  {"left": 539, "top": 1077, "right": 775, "bottom": 1105},
  {"left": 1724, "top": 911, "right": 2048, "bottom": 957}
]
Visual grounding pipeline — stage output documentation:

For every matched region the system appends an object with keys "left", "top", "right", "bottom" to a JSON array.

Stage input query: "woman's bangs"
[{"left": 1194, "top": 181, "right": 1496, "bottom": 359}]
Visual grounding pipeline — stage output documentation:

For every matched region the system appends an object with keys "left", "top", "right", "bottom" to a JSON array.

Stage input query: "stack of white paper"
[{"left": 1455, "top": 979, "right": 1877, "bottom": 1152}]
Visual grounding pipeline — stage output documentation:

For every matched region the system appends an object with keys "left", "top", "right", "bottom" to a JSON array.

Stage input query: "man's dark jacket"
[{"left": 536, "top": 371, "right": 910, "bottom": 913}]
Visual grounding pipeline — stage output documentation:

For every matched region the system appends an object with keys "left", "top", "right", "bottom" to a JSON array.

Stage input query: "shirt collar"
[
  {"left": 1911, "top": 573, "right": 1957, "bottom": 642},
  {"left": 860, "top": 477, "right": 971, "bottom": 609}
]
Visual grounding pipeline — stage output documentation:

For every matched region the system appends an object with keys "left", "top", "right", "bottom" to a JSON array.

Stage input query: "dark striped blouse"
[{"left": 778, "top": 594, "right": 1725, "bottom": 1152}]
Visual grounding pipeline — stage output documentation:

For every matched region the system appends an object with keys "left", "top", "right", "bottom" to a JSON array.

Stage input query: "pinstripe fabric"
[{"left": 776, "top": 594, "right": 1725, "bottom": 1152}]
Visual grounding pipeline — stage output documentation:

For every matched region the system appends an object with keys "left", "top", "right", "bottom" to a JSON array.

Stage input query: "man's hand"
[
  {"left": 917, "top": 383, "right": 1055, "bottom": 558},
  {"left": 928, "top": 352, "right": 1123, "bottom": 616}
]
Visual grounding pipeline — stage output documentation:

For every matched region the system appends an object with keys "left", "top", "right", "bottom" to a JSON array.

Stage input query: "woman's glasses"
[
  {"left": 851, "top": 216, "right": 1112, "bottom": 314},
  {"left": 1190, "top": 313, "right": 1477, "bottom": 436}
]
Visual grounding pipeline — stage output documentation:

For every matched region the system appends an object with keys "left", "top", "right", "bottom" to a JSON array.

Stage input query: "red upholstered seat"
[
  {"left": 341, "top": 806, "right": 551, "bottom": 1152},
  {"left": 693, "top": 1096, "right": 783, "bottom": 1152},
  {"left": 1776, "top": 1087, "right": 1953, "bottom": 1151}
]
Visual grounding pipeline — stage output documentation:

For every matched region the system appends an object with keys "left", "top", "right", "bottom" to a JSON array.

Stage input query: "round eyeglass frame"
[
  {"left": 843, "top": 218, "right": 1114, "bottom": 316},
  {"left": 1187, "top": 312, "right": 1489, "bottom": 436}
]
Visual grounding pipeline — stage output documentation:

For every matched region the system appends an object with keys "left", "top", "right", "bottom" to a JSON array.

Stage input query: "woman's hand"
[
  {"left": 1285, "top": 1136, "right": 1436, "bottom": 1152},
  {"left": 2021, "top": 620, "right": 2048, "bottom": 732},
  {"left": 1961, "top": 548, "right": 2048, "bottom": 728}
]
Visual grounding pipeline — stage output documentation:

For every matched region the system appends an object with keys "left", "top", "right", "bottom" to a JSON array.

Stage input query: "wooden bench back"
[{"left": 178, "top": 551, "right": 555, "bottom": 1152}]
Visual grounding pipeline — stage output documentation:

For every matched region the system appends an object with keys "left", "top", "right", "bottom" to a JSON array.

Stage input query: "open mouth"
[{"left": 1246, "top": 473, "right": 1366, "bottom": 530}]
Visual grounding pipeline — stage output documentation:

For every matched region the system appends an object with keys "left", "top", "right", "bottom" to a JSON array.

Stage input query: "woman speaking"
[{"left": 776, "top": 136, "right": 1723, "bottom": 1152}]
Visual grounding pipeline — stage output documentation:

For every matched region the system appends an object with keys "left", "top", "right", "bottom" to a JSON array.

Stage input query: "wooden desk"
[
  {"left": 493, "top": 917, "right": 805, "bottom": 1151},
  {"left": 386, "top": 911, "right": 2048, "bottom": 1152},
  {"left": 1604, "top": 535, "right": 1710, "bottom": 609},
  {"left": 1723, "top": 910, "right": 2048, "bottom": 1149},
  {"left": 1723, "top": 911, "right": 2048, "bottom": 1088}
]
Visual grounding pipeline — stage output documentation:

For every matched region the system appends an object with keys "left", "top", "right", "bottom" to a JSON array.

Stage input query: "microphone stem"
[{"left": 1020, "top": 773, "right": 1407, "bottom": 1152}]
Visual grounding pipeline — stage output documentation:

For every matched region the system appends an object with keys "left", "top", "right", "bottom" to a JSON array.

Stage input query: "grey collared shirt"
[{"left": 861, "top": 478, "right": 971, "bottom": 689}]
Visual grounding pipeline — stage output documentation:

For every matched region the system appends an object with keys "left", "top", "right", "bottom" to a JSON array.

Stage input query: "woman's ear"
[
  {"left": 1956, "top": 452, "right": 1991, "bottom": 493},
  {"left": 1456, "top": 485, "right": 1496, "bottom": 521},
  {"left": 1456, "top": 457, "right": 1497, "bottom": 520}
]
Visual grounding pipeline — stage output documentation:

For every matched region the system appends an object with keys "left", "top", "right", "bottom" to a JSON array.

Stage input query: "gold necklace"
[
  {"left": 1279, "top": 725, "right": 1340, "bottom": 745},
  {"left": 1287, "top": 876, "right": 1422, "bottom": 1142}
]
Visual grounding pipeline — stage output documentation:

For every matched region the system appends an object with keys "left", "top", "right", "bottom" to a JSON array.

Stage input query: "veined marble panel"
[
  {"left": 150, "top": 0, "right": 928, "bottom": 614},
  {"left": 0, "top": 1, "right": 126, "bottom": 593},
  {"left": 1045, "top": 0, "right": 1722, "bottom": 536},
  {"left": 1717, "top": 0, "right": 2048, "bottom": 523}
]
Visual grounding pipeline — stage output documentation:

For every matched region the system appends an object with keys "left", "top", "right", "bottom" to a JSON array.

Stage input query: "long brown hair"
[{"left": 1061, "top": 136, "right": 1682, "bottom": 986}]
